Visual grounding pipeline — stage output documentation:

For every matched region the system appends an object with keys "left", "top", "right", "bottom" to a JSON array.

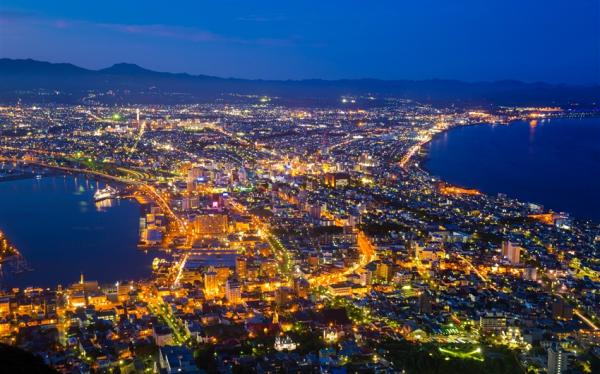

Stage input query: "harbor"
[{"left": 0, "top": 173, "right": 157, "bottom": 288}]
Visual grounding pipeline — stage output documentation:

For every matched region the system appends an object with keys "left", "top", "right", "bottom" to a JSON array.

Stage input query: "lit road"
[
  {"left": 146, "top": 298, "right": 193, "bottom": 346},
  {"left": 172, "top": 252, "right": 191, "bottom": 287},
  {"left": 457, "top": 253, "right": 497, "bottom": 291},
  {"left": 228, "top": 197, "right": 376, "bottom": 287},
  {"left": 309, "top": 230, "right": 376, "bottom": 286},
  {"left": 574, "top": 309, "right": 599, "bottom": 330},
  {"left": 398, "top": 122, "right": 449, "bottom": 168}
]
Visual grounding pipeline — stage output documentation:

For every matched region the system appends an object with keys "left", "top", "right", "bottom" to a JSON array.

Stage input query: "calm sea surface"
[
  {"left": 0, "top": 174, "right": 154, "bottom": 288},
  {"left": 425, "top": 117, "right": 600, "bottom": 222}
]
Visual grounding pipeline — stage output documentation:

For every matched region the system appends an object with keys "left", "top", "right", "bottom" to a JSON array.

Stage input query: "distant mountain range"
[{"left": 1, "top": 58, "right": 598, "bottom": 106}]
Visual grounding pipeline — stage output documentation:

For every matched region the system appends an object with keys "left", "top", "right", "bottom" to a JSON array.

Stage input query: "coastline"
[
  {"left": 413, "top": 121, "right": 489, "bottom": 175},
  {"left": 412, "top": 116, "right": 600, "bottom": 224},
  {"left": 414, "top": 112, "right": 600, "bottom": 172},
  {"left": 0, "top": 165, "right": 154, "bottom": 289}
]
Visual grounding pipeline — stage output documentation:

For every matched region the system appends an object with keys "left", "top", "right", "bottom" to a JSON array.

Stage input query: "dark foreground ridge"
[
  {"left": 1, "top": 58, "right": 599, "bottom": 106},
  {"left": 0, "top": 343, "right": 58, "bottom": 373}
]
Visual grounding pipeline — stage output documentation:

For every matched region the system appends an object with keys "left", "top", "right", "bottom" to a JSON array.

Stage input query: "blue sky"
[{"left": 0, "top": 0, "right": 598, "bottom": 83}]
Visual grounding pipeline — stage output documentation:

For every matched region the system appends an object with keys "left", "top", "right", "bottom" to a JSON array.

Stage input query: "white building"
[
  {"left": 274, "top": 335, "right": 297, "bottom": 351},
  {"left": 547, "top": 343, "right": 567, "bottom": 374},
  {"left": 501, "top": 241, "right": 521, "bottom": 265}
]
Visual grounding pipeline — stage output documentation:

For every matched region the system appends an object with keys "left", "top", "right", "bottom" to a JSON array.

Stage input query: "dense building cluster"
[{"left": 0, "top": 100, "right": 598, "bottom": 373}]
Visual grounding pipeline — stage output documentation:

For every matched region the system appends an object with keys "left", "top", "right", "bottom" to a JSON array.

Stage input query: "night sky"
[{"left": 1, "top": 0, "right": 598, "bottom": 83}]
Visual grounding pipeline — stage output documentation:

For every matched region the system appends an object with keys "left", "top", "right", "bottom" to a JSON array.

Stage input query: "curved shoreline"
[
  {"left": 0, "top": 165, "right": 151, "bottom": 289},
  {"left": 414, "top": 113, "right": 600, "bottom": 172},
  {"left": 413, "top": 121, "right": 489, "bottom": 176},
  {"left": 413, "top": 116, "right": 600, "bottom": 223}
]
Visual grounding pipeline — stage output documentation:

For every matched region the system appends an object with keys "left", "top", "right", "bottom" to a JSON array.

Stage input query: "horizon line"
[{"left": 2, "top": 57, "right": 598, "bottom": 87}]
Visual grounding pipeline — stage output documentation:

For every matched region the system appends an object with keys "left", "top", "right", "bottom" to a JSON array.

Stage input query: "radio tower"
[
  {"left": 321, "top": 130, "right": 329, "bottom": 156},
  {"left": 129, "top": 108, "right": 145, "bottom": 156}
]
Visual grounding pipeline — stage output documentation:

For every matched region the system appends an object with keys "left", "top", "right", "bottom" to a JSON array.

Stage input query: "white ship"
[{"left": 93, "top": 185, "right": 118, "bottom": 202}]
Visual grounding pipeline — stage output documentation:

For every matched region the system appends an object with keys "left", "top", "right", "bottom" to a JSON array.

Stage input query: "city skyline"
[{"left": 0, "top": 2, "right": 599, "bottom": 373}]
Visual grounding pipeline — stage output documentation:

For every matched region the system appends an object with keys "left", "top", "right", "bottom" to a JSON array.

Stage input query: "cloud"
[
  {"left": 0, "top": 9, "right": 35, "bottom": 24},
  {"left": 0, "top": 8, "right": 293, "bottom": 47},
  {"left": 54, "top": 20, "right": 69, "bottom": 29},
  {"left": 100, "top": 22, "right": 296, "bottom": 47},
  {"left": 96, "top": 22, "right": 294, "bottom": 46},
  {"left": 97, "top": 23, "right": 225, "bottom": 43},
  {"left": 236, "top": 14, "right": 286, "bottom": 23}
]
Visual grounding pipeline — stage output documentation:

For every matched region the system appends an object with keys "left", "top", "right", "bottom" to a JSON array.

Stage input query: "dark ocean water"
[
  {"left": 0, "top": 174, "right": 154, "bottom": 288},
  {"left": 425, "top": 117, "right": 600, "bottom": 222}
]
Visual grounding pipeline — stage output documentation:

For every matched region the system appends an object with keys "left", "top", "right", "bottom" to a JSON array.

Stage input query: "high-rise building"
[
  {"left": 359, "top": 270, "right": 372, "bottom": 286},
  {"left": 376, "top": 260, "right": 393, "bottom": 282},
  {"left": 501, "top": 241, "right": 521, "bottom": 265},
  {"left": 182, "top": 195, "right": 200, "bottom": 212},
  {"left": 195, "top": 213, "right": 229, "bottom": 236},
  {"left": 480, "top": 313, "right": 507, "bottom": 333},
  {"left": 236, "top": 256, "right": 247, "bottom": 278},
  {"left": 204, "top": 267, "right": 218, "bottom": 297},
  {"left": 187, "top": 166, "right": 209, "bottom": 192},
  {"left": 418, "top": 290, "right": 433, "bottom": 314},
  {"left": 547, "top": 342, "right": 567, "bottom": 374},
  {"left": 225, "top": 278, "right": 242, "bottom": 305}
]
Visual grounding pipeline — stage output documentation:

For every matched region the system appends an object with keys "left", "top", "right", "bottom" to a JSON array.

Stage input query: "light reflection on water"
[
  {"left": 0, "top": 174, "right": 154, "bottom": 288},
  {"left": 425, "top": 117, "right": 600, "bottom": 222}
]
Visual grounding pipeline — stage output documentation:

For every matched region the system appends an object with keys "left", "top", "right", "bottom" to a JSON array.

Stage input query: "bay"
[
  {"left": 0, "top": 174, "right": 154, "bottom": 288},
  {"left": 425, "top": 117, "right": 600, "bottom": 222}
]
